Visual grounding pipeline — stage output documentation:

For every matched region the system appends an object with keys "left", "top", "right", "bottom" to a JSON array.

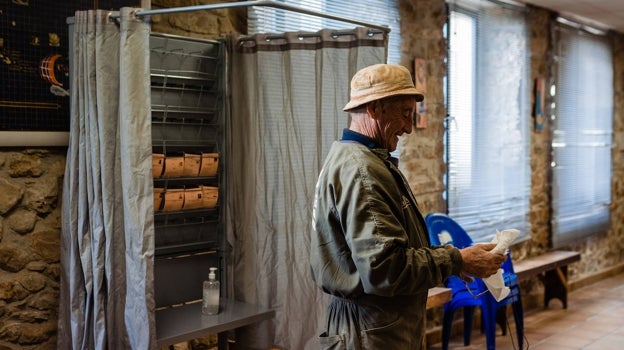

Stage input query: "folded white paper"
[
  {"left": 483, "top": 229, "right": 520, "bottom": 301},
  {"left": 483, "top": 268, "right": 509, "bottom": 301}
]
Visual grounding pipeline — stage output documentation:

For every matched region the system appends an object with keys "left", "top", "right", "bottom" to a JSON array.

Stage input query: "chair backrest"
[
  {"left": 500, "top": 250, "right": 520, "bottom": 289},
  {"left": 425, "top": 213, "right": 474, "bottom": 248}
]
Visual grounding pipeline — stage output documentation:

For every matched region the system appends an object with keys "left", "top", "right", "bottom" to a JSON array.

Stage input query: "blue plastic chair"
[
  {"left": 489, "top": 250, "right": 524, "bottom": 347},
  {"left": 425, "top": 213, "right": 524, "bottom": 350}
]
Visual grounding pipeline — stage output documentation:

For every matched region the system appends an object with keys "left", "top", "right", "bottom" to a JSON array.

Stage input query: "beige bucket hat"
[{"left": 343, "top": 63, "right": 424, "bottom": 111}]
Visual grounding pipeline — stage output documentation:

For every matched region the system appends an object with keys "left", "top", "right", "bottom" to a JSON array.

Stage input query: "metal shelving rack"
[{"left": 149, "top": 32, "right": 227, "bottom": 310}]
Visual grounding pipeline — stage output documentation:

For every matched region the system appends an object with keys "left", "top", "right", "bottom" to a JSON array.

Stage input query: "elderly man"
[{"left": 310, "top": 64, "right": 505, "bottom": 349}]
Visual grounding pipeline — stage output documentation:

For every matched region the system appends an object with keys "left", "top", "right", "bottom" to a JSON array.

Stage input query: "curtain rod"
[
  {"left": 238, "top": 28, "right": 385, "bottom": 43},
  {"left": 109, "top": 0, "right": 391, "bottom": 33}
]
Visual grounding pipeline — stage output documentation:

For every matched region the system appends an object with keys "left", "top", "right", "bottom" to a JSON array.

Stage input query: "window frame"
[
  {"left": 550, "top": 20, "right": 614, "bottom": 248},
  {"left": 445, "top": 0, "right": 532, "bottom": 243},
  {"left": 247, "top": 0, "right": 401, "bottom": 64}
]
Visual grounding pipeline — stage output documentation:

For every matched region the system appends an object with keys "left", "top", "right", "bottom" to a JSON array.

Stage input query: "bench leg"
[
  {"left": 543, "top": 266, "right": 569, "bottom": 309},
  {"left": 218, "top": 332, "right": 228, "bottom": 350}
]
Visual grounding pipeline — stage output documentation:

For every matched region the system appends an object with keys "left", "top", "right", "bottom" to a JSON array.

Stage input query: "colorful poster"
[
  {"left": 533, "top": 77, "right": 545, "bottom": 133},
  {"left": 414, "top": 58, "right": 427, "bottom": 128},
  {"left": 0, "top": 0, "right": 137, "bottom": 131}
]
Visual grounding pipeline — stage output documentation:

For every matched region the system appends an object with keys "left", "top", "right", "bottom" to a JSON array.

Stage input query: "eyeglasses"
[{"left": 463, "top": 278, "right": 488, "bottom": 298}]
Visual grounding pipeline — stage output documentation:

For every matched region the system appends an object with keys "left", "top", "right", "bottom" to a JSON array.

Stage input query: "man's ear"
[{"left": 366, "top": 101, "right": 382, "bottom": 119}]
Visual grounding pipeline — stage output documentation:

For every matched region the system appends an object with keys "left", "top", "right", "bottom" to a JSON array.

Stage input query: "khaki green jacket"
[{"left": 310, "top": 140, "right": 462, "bottom": 350}]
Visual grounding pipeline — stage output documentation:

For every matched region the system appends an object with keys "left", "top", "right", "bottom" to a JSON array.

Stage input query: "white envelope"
[{"left": 483, "top": 229, "right": 520, "bottom": 301}]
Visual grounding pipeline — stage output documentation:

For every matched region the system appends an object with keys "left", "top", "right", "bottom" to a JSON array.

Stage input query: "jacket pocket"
[
  {"left": 319, "top": 332, "right": 345, "bottom": 350},
  {"left": 360, "top": 317, "right": 410, "bottom": 349}
]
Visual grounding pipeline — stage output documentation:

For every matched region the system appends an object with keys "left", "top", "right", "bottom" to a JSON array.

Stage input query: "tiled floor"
[{"left": 428, "top": 272, "right": 624, "bottom": 350}]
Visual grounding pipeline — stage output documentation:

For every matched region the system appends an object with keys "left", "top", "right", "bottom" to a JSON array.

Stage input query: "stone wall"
[
  {"left": 0, "top": 149, "right": 65, "bottom": 349},
  {"left": 397, "top": 0, "right": 448, "bottom": 213},
  {"left": 150, "top": 0, "right": 246, "bottom": 38}
]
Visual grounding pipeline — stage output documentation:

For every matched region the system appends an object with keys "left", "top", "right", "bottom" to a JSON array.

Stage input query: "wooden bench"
[
  {"left": 423, "top": 287, "right": 452, "bottom": 348},
  {"left": 513, "top": 250, "right": 581, "bottom": 309},
  {"left": 427, "top": 286, "right": 452, "bottom": 309}
]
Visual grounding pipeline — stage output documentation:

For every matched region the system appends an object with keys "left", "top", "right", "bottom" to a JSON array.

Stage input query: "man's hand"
[{"left": 458, "top": 243, "right": 506, "bottom": 278}]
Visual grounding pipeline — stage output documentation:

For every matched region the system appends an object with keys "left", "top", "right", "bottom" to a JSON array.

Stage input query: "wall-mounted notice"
[
  {"left": 0, "top": 0, "right": 137, "bottom": 132},
  {"left": 414, "top": 57, "right": 427, "bottom": 129}
]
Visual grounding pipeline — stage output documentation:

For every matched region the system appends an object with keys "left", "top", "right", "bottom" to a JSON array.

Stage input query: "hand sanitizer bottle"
[{"left": 202, "top": 267, "right": 220, "bottom": 315}]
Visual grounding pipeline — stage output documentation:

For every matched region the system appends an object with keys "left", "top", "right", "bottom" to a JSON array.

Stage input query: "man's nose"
[{"left": 404, "top": 115, "right": 414, "bottom": 134}]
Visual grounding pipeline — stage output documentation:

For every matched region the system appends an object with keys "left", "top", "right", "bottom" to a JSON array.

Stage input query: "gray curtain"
[
  {"left": 227, "top": 27, "right": 387, "bottom": 350},
  {"left": 58, "top": 8, "right": 155, "bottom": 350}
]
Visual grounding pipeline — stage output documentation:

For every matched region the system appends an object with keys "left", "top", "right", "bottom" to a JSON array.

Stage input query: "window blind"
[
  {"left": 446, "top": 0, "right": 531, "bottom": 243},
  {"left": 248, "top": 0, "right": 400, "bottom": 63},
  {"left": 551, "top": 22, "right": 613, "bottom": 247}
]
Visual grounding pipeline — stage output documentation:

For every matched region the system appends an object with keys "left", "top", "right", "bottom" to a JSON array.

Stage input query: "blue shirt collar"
[
  {"left": 340, "top": 129, "right": 399, "bottom": 167},
  {"left": 341, "top": 129, "right": 381, "bottom": 149}
]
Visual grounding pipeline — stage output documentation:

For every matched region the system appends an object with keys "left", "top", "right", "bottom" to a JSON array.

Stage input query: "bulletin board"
[{"left": 0, "top": 0, "right": 137, "bottom": 132}]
